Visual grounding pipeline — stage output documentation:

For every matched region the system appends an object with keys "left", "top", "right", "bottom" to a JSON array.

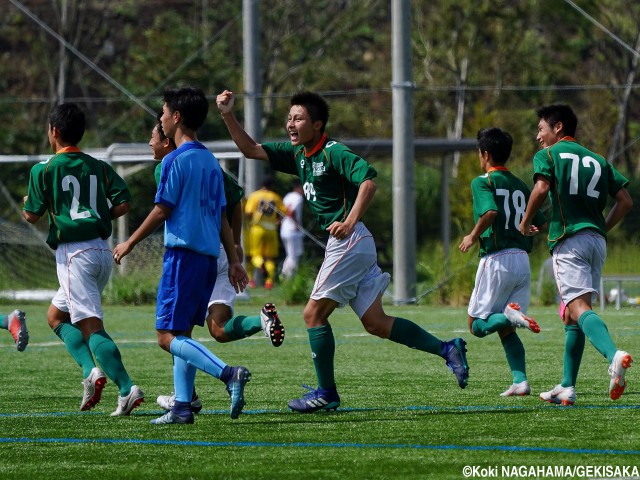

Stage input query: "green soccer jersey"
[
  {"left": 532, "top": 138, "right": 629, "bottom": 252},
  {"left": 24, "top": 149, "right": 131, "bottom": 249},
  {"left": 262, "top": 135, "right": 377, "bottom": 230},
  {"left": 471, "top": 168, "right": 546, "bottom": 257},
  {"left": 222, "top": 170, "right": 244, "bottom": 224}
]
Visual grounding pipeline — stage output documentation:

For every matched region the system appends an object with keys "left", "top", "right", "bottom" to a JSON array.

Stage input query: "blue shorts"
[{"left": 156, "top": 247, "right": 218, "bottom": 331}]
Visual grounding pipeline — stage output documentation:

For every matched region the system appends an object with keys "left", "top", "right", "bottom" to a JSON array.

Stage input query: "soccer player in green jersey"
[
  {"left": 22, "top": 103, "right": 144, "bottom": 415},
  {"left": 217, "top": 89, "right": 470, "bottom": 412},
  {"left": 460, "top": 128, "right": 547, "bottom": 397},
  {"left": 520, "top": 103, "right": 634, "bottom": 405}
]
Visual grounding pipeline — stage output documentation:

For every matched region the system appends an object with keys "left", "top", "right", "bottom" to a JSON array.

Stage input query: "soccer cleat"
[
  {"left": 110, "top": 385, "right": 145, "bottom": 416},
  {"left": 150, "top": 410, "right": 194, "bottom": 425},
  {"left": 288, "top": 385, "right": 341, "bottom": 413},
  {"left": 441, "top": 338, "right": 470, "bottom": 389},
  {"left": 500, "top": 380, "right": 531, "bottom": 397},
  {"left": 540, "top": 384, "right": 576, "bottom": 406},
  {"left": 608, "top": 350, "right": 633, "bottom": 400},
  {"left": 260, "top": 303, "right": 285, "bottom": 347},
  {"left": 80, "top": 367, "right": 107, "bottom": 411},
  {"left": 225, "top": 366, "right": 251, "bottom": 419},
  {"left": 504, "top": 303, "right": 540, "bottom": 333},
  {"left": 7, "top": 310, "right": 29, "bottom": 352},
  {"left": 157, "top": 393, "right": 203, "bottom": 413}
]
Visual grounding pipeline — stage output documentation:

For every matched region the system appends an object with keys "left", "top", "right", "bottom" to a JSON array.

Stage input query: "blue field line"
[
  {"left": 1, "top": 402, "right": 640, "bottom": 419},
  {"left": 0, "top": 436, "right": 638, "bottom": 455}
]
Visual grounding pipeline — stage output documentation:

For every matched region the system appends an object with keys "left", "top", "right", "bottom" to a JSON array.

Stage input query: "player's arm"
[
  {"left": 520, "top": 174, "right": 550, "bottom": 235},
  {"left": 230, "top": 202, "right": 244, "bottom": 261},
  {"left": 220, "top": 213, "right": 248, "bottom": 293},
  {"left": 459, "top": 210, "right": 498, "bottom": 253},
  {"left": 113, "top": 204, "right": 171, "bottom": 264},
  {"left": 326, "top": 179, "right": 377, "bottom": 240},
  {"left": 605, "top": 187, "right": 633, "bottom": 232},
  {"left": 110, "top": 201, "right": 131, "bottom": 220},
  {"left": 22, "top": 209, "right": 40, "bottom": 224},
  {"left": 216, "top": 90, "right": 268, "bottom": 161}
]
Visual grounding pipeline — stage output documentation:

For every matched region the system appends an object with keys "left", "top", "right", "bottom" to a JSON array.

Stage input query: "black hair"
[
  {"left": 48, "top": 103, "right": 86, "bottom": 145},
  {"left": 162, "top": 86, "right": 209, "bottom": 131},
  {"left": 536, "top": 103, "right": 577, "bottom": 137},
  {"left": 476, "top": 127, "right": 513, "bottom": 165},
  {"left": 156, "top": 111, "right": 177, "bottom": 150},
  {"left": 290, "top": 91, "right": 329, "bottom": 133}
]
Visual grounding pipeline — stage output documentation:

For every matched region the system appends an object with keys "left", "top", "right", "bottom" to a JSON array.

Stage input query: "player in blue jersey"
[
  {"left": 114, "top": 87, "right": 250, "bottom": 424},
  {"left": 146, "top": 115, "right": 284, "bottom": 414}
]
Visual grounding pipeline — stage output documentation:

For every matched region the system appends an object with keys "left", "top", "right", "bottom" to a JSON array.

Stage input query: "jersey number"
[
  {"left": 303, "top": 182, "right": 317, "bottom": 202},
  {"left": 62, "top": 175, "right": 101, "bottom": 220},
  {"left": 495, "top": 188, "right": 526, "bottom": 230},
  {"left": 560, "top": 153, "right": 601, "bottom": 198}
]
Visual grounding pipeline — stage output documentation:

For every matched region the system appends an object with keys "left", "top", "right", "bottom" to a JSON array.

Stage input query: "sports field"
[{"left": 1, "top": 301, "right": 638, "bottom": 479}]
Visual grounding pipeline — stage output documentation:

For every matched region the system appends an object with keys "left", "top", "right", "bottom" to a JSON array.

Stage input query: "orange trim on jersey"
[
  {"left": 56, "top": 146, "right": 81, "bottom": 154},
  {"left": 305, "top": 133, "right": 327, "bottom": 157},
  {"left": 487, "top": 166, "right": 508, "bottom": 172}
]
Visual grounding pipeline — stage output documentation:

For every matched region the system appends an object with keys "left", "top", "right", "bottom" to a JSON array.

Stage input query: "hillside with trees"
[{"left": 2, "top": 0, "right": 639, "bottom": 277}]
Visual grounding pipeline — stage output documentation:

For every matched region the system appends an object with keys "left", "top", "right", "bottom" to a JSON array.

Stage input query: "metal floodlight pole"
[
  {"left": 391, "top": 0, "right": 416, "bottom": 305},
  {"left": 243, "top": 0, "right": 263, "bottom": 195}
]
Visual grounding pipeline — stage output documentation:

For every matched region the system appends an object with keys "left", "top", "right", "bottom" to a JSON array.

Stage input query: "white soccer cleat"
[
  {"left": 80, "top": 367, "right": 107, "bottom": 411},
  {"left": 504, "top": 303, "right": 540, "bottom": 333},
  {"left": 500, "top": 381, "right": 531, "bottom": 397},
  {"left": 260, "top": 303, "right": 285, "bottom": 347},
  {"left": 608, "top": 350, "right": 633, "bottom": 400},
  {"left": 157, "top": 393, "right": 203, "bottom": 413},
  {"left": 111, "top": 385, "right": 144, "bottom": 416},
  {"left": 540, "top": 384, "right": 576, "bottom": 406}
]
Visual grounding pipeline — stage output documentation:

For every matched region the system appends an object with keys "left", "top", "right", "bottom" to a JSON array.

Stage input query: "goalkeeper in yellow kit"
[{"left": 244, "top": 176, "right": 286, "bottom": 289}]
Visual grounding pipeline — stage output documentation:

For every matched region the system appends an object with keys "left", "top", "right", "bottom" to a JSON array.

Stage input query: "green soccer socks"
[
  {"left": 53, "top": 322, "right": 96, "bottom": 378},
  {"left": 578, "top": 310, "right": 617, "bottom": 362},
  {"left": 561, "top": 324, "right": 585, "bottom": 387},
  {"left": 472, "top": 313, "right": 511, "bottom": 338},
  {"left": 308, "top": 324, "right": 336, "bottom": 390},
  {"left": 223, "top": 315, "right": 262, "bottom": 340},
  {"left": 389, "top": 317, "right": 442, "bottom": 355},
  {"left": 501, "top": 332, "right": 527, "bottom": 384},
  {"left": 88, "top": 330, "right": 134, "bottom": 396}
]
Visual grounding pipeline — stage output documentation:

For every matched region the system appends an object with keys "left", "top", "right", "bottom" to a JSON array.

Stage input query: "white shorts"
[
  {"left": 311, "top": 222, "right": 390, "bottom": 319},
  {"left": 552, "top": 230, "right": 606, "bottom": 305},
  {"left": 52, "top": 238, "right": 112, "bottom": 324},
  {"left": 467, "top": 249, "right": 531, "bottom": 319},
  {"left": 207, "top": 246, "right": 236, "bottom": 313}
]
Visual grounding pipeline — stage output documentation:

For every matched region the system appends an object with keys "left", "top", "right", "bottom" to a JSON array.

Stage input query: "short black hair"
[
  {"left": 48, "top": 103, "right": 86, "bottom": 145},
  {"left": 290, "top": 91, "right": 329, "bottom": 133},
  {"left": 476, "top": 127, "right": 513, "bottom": 165},
  {"left": 162, "top": 86, "right": 209, "bottom": 131},
  {"left": 536, "top": 103, "right": 577, "bottom": 137}
]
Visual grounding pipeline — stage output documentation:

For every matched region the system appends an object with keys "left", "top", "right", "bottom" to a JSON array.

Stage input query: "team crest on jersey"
[
  {"left": 312, "top": 161, "right": 325, "bottom": 176},
  {"left": 300, "top": 158, "right": 305, "bottom": 168}
]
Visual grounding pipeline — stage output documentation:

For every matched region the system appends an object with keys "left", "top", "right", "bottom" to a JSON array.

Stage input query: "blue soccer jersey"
[{"left": 155, "top": 141, "right": 226, "bottom": 257}]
